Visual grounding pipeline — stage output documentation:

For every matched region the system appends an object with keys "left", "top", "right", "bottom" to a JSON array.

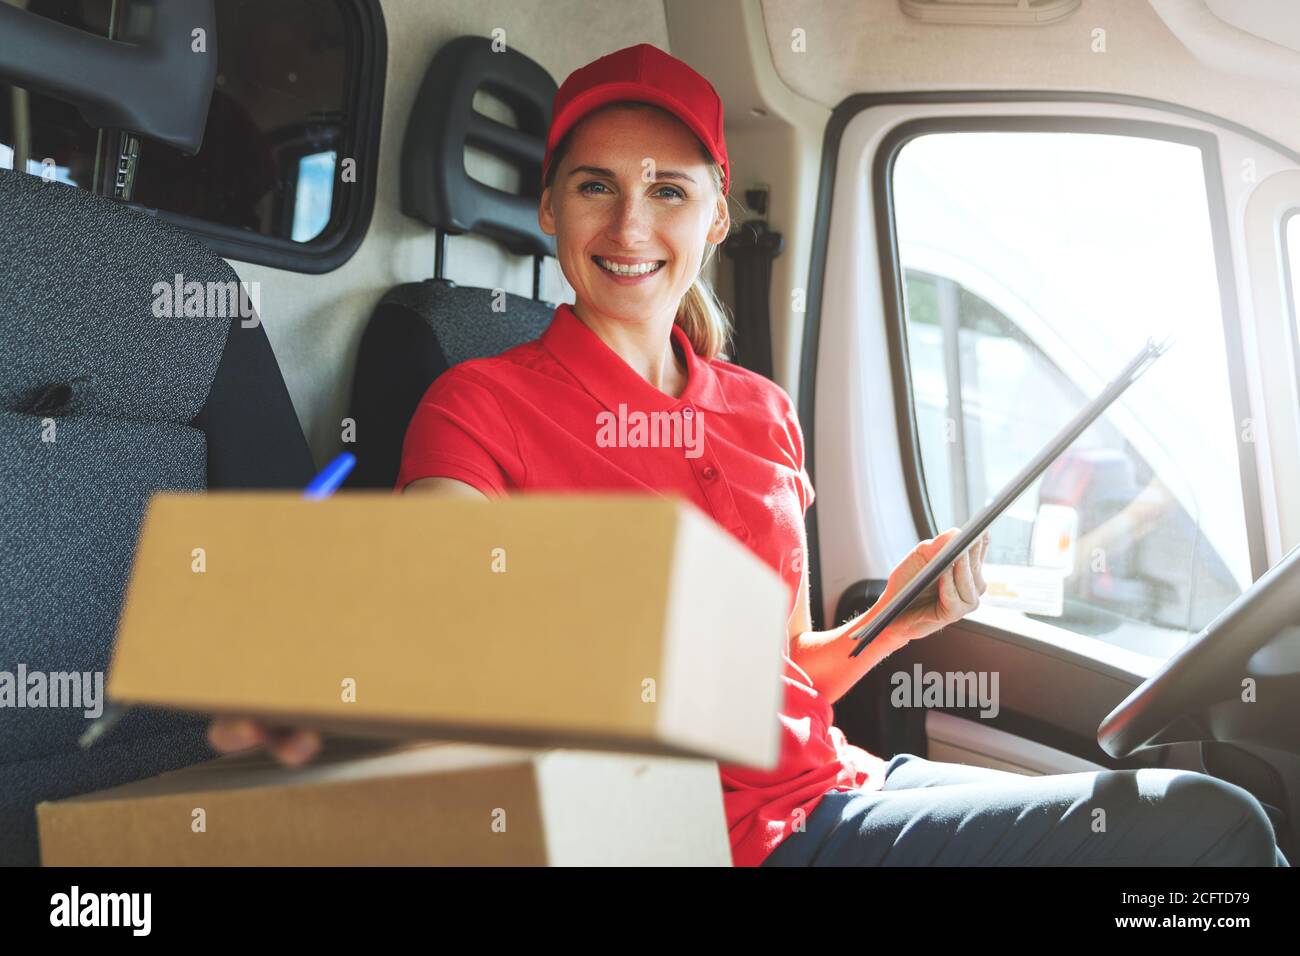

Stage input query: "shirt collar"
[{"left": 541, "top": 302, "right": 732, "bottom": 414}]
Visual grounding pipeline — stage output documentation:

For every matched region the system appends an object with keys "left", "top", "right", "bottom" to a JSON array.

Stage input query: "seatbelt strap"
[{"left": 722, "top": 215, "right": 783, "bottom": 378}]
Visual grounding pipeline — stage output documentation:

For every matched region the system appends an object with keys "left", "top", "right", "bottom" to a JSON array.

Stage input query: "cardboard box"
[
  {"left": 106, "top": 492, "right": 788, "bottom": 766},
  {"left": 38, "top": 740, "right": 731, "bottom": 865}
]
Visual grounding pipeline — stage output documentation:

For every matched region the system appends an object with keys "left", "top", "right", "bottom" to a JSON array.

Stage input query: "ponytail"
[
  {"left": 675, "top": 154, "right": 733, "bottom": 361},
  {"left": 675, "top": 243, "right": 733, "bottom": 361}
]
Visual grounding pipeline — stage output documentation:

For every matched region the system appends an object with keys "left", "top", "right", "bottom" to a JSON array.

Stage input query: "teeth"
[{"left": 595, "top": 257, "right": 663, "bottom": 276}]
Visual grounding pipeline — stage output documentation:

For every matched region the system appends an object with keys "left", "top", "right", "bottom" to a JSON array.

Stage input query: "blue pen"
[
  {"left": 80, "top": 452, "right": 358, "bottom": 749},
  {"left": 304, "top": 452, "right": 356, "bottom": 498}
]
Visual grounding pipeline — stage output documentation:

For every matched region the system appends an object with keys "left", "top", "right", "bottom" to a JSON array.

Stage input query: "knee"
[
  {"left": 885, "top": 752, "right": 920, "bottom": 773},
  {"left": 883, "top": 754, "right": 925, "bottom": 770},
  {"left": 1155, "top": 771, "right": 1279, "bottom": 866}
]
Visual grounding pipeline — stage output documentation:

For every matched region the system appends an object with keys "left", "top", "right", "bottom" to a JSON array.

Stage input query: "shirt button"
[
  {"left": 701, "top": 464, "right": 718, "bottom": 480},
  {"left": 682, "top": 406, "right": 695, "bottom": 419}
]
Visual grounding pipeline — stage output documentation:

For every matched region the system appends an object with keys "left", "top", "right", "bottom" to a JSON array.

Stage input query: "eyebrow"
[{"left": 568, "top": 164, "right": 697, "bottom": 185}]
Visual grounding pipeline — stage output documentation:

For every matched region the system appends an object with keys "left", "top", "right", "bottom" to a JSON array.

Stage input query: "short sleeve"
[
  {"left": 779, "top": 386, "right": 816, "bottom": 513},
  {"left": 394, "top": 367, "right": 523, "bottom": 498}
]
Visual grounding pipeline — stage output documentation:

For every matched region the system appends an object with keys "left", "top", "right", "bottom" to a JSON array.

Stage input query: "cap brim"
[{"left": 546, "top": 82, "right": 727, "bottom": 192}]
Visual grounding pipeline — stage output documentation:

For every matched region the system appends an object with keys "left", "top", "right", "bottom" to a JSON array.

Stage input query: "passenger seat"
[
  {"left": 0, "top": 169, "right": 315, "bottom": 865},
  {"left": 346, "top": 36, "right": 559, "bottom": 489}
]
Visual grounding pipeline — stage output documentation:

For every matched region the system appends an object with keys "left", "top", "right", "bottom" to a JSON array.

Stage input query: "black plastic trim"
[
  {"left": 831, "top": 578, "right": 888, "bottom": 629},
  {"left": 0, "top": 0, "right": 216, "bottom": 155}
]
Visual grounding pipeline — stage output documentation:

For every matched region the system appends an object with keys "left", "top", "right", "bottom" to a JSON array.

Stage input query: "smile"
[{"left": 592, "top": 256, "right": 666, "bottom": 277}]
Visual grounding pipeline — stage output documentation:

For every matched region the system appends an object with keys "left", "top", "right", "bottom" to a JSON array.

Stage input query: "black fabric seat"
[
  {"left": 0, "top": 169, "right": 315, "bottom": 865},
  {"left": 346, "top": 36, "right": 559, "bottom": 489},
  {"left": 350, "top": 284, "right": 555, "bottom": 489}
]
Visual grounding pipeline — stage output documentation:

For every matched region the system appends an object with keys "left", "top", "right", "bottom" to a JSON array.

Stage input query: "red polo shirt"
[{"left": 395, "top": 302, "right": 887, "bottom": 866}]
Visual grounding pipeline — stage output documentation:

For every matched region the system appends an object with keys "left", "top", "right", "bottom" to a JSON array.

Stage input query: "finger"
[
  {"left": 954, "top": 548, "right": 978, "bottom": 606},
  {"left": 948, "top": 548, "right": 971, "bottom": 606},
  {"left": 972, "top": 533, "right": 989, "bottom": 593},
  {"left": 936, "top": 564, "right": 960, "bottom": 621},
  {"left": 269, "top": 728, "right": 322, "bottom": 766},
  {"left": 207, "top": 717, "right": 267, "bottom": 753},
  {"left": 917, "top": 578, "right": 940, "bottom": 603},
  {"left": 922, "top": 529, "right": 958, "bottom": 559}
]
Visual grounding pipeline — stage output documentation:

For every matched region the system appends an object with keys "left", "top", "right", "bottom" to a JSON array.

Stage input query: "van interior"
[{"left": 2, "top": 0, "right": 1300, "bottom": 869}]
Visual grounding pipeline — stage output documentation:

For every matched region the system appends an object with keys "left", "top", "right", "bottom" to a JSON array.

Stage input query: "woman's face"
[{"left": 539, "top": 106, "right": 730, "bottom": 327}]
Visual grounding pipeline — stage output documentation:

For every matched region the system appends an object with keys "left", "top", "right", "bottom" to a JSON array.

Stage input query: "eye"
[
  {"left": 578, "top": 181, "right": 610, "bottom": 195},
  {"left": 654, "top": 185, "right": 686, "bottom": 200}
]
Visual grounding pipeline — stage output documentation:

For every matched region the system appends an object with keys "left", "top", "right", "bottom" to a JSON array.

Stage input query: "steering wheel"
[{"left": 1097, "top": 539, "right": 1300, "bottom": 758}]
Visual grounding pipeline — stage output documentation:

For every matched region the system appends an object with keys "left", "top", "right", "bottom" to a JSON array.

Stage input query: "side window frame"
[
  {"left": 871, "top": 115, "right": 1270, "bottom": 590},
  {"left": 1281, "top": 207, "right": 1300, "bottom": 401},
  {"left": 91, "top": 0, "right": 385, "bottom": 274}
]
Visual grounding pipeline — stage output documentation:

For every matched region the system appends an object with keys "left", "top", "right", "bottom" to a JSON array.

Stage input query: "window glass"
[
  {"left": 893, "top": 130, "right": 1251, "bottom": 660},
  {"left": 0, "top": 0, "right": 356, "bottom": 245},
  {"left": 292, "top": 151, "right": 338, "bottom": 242},
  {"left": 128, "top": 0, "right": 350, "bottom": 242}
]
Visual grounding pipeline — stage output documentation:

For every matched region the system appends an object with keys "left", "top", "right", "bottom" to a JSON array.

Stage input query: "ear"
[
  {"left": 539, "top": 185, "right": 555, "bottom": 237},
  {"left": 706, "top": 193, "right": 730, "bottom": 245}
]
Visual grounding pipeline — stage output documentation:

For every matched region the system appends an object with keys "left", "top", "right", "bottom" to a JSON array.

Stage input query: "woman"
[{"left": 211, "top": 44, "right": 1286, "bottom": 867}]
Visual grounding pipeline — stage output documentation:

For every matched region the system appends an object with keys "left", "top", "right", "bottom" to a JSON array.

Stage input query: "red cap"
[{"left": 542, "top": 43, "right": 729, "bottom": 196}]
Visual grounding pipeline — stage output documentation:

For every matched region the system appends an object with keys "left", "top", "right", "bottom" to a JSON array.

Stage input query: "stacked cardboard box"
[
  {"left": 38, "top": 492, "right": 789, "bottom": 865},
  {"left": 39, "top": 739, "right": 731, "bottom": 865}
]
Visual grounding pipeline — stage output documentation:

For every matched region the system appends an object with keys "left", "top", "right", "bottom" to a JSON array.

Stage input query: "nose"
[{"left": 604, "top": 190, "right": 653, "bottom": 247}]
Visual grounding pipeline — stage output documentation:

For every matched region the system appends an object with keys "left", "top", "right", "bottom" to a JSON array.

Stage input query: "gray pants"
[{"left": 762, "top": 752, "right": 1289, "bottom": 866}]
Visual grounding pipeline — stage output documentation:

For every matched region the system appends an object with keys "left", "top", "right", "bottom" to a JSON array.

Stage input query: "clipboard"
[{"left": 847, "top": 335, "right": 1173, "bottom": 657}]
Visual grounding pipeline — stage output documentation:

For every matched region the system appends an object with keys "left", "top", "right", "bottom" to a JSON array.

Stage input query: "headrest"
[
  {"left": 401, "top": 36, "right": 557, "bottom": 259},
  {"left": 0, "top": 170, "right": 231, "bottom": 423}
]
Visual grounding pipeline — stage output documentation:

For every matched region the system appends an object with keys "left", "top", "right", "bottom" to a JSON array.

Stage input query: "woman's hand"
[
  {"left": 207, "top": 717, "right": 322, "bottom": 766},
  {"left": 884, "top": 528, "right": 990, "bottom": 645}
]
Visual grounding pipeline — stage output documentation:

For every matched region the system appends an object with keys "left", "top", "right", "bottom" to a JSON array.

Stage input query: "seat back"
[
  {"left": 346, "top": 36, "right": 558, "bottom": 489},
  {"left": 0, "top": 169, "right": 314, "bottom": 864}
]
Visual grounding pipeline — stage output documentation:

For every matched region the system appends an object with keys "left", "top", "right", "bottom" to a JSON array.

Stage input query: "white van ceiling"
[
  {"left": 759, "top": 0, "right": 1299, "bottom": 154},
  {"left": 1204, "top": 0, "right": 1300, "bottom": 54}
]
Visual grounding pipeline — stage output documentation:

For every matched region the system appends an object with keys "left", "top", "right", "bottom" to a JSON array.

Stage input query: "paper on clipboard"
[
  {"left": 980, "top": 563, "right": 1065, "bottom": 616},
  {"left": 846, "top": 335, "right": 1173, "bottom": 656}
]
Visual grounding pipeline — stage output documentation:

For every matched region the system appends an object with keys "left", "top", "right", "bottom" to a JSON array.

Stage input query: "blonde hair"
[{"left": 542, "top": 101, "right": 735, "bottom": 361}]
